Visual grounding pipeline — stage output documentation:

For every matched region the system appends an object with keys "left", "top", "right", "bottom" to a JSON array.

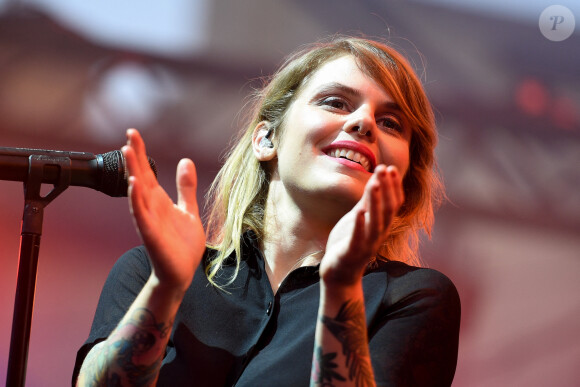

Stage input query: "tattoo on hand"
[
  {"left": 312, "top": 346, "right": 346, "bottom": 386},
  {"left": 321, "top": 300, "right": 374, "bottom": 386}
]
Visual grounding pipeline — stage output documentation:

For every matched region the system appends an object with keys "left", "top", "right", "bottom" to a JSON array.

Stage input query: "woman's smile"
[{"left": 322, "top": 140, "right": 377, "bottom": 173}]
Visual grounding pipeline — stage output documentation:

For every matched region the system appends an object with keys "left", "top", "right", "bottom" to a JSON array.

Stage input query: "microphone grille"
[
  {"left": 102, "top": 150, "right": 126, "bottom": 197},
  {"left": 100, "top": 150, "right": 158, "bottom": 197},
  {"left": 147, "top": 156, "right": 158, "bottom": 180}
]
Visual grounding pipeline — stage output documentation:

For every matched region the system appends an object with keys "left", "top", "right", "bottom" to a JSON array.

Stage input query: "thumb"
[{"left": 176, "top": 158, "right": 199, "bottom": 215}]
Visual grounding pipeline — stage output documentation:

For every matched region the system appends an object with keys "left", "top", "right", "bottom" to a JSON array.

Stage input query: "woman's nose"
[{"left": 343, "top": 107, "right": 376, "bottom": 141}]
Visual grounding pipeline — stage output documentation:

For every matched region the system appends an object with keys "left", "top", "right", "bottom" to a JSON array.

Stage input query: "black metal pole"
[
  {"left": 5, "top": 155, "right": 70, "bottom": 387},
  {"left": 6, "top": 232, "right": 42, "bottom": 387}
]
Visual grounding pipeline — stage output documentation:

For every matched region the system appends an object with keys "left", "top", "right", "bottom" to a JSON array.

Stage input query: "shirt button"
[{"left": 266, "top": 301, "right": 272, "bottom": 315}]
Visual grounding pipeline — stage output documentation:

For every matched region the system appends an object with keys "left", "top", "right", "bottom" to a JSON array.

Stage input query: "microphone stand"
[{"left": 6, "top": 155, "right": 71, "bottom": 387}]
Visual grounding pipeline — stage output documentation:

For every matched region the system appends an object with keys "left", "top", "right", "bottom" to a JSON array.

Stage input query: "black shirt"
[{"left": 73, "top": 234, "right": 460, "bottom": 386}]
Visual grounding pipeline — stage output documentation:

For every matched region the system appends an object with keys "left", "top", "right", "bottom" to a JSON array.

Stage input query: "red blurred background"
[{"left": 1, "top": 1, "right": 579, "bottom": 385}]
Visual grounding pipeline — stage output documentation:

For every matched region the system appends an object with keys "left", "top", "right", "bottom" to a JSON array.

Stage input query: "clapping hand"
[
  {"left": 321, "top": 164, "right": 404, "bottom": 286},
  {"left": 122, "top": 129, "right": 206, "bottom": 294}
]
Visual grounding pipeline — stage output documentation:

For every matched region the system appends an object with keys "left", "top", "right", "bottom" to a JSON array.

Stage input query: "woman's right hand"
[{"left": 122, "top": 128, "right": 206, "bottom": 294}]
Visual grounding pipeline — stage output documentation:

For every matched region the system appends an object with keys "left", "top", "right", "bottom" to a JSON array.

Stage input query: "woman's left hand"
[{"left": 320, "top": 164, "right": 404, "bottom": 286}]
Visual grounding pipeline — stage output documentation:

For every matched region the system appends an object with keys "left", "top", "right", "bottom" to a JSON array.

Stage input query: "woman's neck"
[{"left": 261, "top": 185, "right": 335, "bottom": 293}]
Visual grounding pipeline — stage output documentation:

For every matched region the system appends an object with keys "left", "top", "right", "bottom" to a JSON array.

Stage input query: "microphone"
[{"left": 0, "top": 146, "right": 157, "bottom": 197}]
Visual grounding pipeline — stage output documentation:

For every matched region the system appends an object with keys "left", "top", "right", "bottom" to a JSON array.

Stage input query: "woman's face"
[{"left": 271, "top": 55, "right": 411, "bottom": 215}]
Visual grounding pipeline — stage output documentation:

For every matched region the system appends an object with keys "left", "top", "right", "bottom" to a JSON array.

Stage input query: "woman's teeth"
[{"left": 327, "top": 148, "right": 371, "bottom": 172}]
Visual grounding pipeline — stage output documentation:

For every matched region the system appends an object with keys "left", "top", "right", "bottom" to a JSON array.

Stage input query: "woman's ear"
[{"left": 252, "top": 121, "right": 277, "bottom": 161}]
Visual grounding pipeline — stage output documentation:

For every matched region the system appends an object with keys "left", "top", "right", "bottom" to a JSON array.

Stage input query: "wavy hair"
[{"left": 204, "top": 37, "right": 443, "bottom": 287}]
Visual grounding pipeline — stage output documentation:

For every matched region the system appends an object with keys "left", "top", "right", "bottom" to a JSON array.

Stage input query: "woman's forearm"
[
  {"left": 311, "top": 280, "right": 375, "bottom": 387},
  {"left": 77, "top": 275, "right": 185, "bottom": 387}
]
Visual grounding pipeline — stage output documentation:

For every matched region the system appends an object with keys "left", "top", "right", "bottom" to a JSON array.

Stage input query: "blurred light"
[
  {"left": 83, "top": 61, "right": 182, "bottom": 143},
  {"left": 23, "top": 0, "right": 210, "bottom": 57},
  {"left": 515, "top": 78, "right": 549, "bottom": 116},
  {"left": 515, "top": 78, "right": 579, "bottom": 131},
  {"left": 551, "top": 96, "right": 579, "bottom": 131}
]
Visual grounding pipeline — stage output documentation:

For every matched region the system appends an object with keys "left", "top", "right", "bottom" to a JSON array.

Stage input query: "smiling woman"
[
  {"left": 73, "top": 37, "right": 460, "bottom": 387},
  {"left": 258, "top": 55, "right": 414, "bottom": 253}
]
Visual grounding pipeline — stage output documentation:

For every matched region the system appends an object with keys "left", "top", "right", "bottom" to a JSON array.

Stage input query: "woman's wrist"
[
  {"left": 319, "top": 257, "right": 367, "bottom": 288},
  {"left": 319, "top": 275, "right": 365, "bottom": 307},
  {"left": 146, "top": 273, "right": 189, "bottom": 303}
]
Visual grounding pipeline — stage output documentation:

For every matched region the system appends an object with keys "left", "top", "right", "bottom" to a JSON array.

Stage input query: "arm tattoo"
[
  {"left": 83, "top": 308, "right": 172, "bottom": 386},
  {"left": 321, "top": 300, "right": 374, "bottom": 387},
  {"left": 312, "top": 346, "right": 346, "bottom": 386}
]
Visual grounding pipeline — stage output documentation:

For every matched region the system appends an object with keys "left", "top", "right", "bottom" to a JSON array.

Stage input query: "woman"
[{"left": 74, "top": 37, "right": 460, "bottom": 386}]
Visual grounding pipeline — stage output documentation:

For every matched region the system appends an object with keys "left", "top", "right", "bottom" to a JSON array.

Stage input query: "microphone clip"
[{"left": 22, "top": 154, "right": 71, "bottom": 235}]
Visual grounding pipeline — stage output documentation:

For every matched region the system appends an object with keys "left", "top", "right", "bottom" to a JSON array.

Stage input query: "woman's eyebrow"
[
  {"left": 314, "top": 82, "right": 401, "bottom": 111},
  {"left": 315, "top": 82, "right": 361, "bottom": 98}
]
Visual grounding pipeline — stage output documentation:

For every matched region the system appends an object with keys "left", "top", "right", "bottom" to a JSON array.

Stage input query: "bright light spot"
[
  {"left": 515, "top": 79, "right": 549, "bottom": 116},
  {"left": 23, "top": 0, "right": 209, "bottom": 56},
  {"left": 84, "top": 61, "right": 181, "bottom": 143}
]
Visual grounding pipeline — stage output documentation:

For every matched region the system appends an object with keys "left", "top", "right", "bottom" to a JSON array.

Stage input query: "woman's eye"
[
  {"left": 321, "top": 97, "right": 348, "bottom": 111},
  {"left": 378, "top": 116, "right": 403, "bottom": 133}
]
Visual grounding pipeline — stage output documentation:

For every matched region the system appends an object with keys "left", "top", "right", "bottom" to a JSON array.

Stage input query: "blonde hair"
[{"left": 204, "top": 37, "right": 443, "bottom": 287}]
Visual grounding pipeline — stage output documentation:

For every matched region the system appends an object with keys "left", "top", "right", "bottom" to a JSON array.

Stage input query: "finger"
[
  {"left": 123, "top": 143, "right": 147, "bottom": 193},
  {"left": 124, "top": 139, "right": 153, "bottom": 194},
  {"left": 389, "top": 165, "right": 405, "bottom": 207},
  {"left": 384, "top": 165, "right": 404, "bottom": 209},
  {"left": 176, "top": 158, "right": 200, "bottom": 215},
  {"left": 127, "top": 174, "right": 152, "bottom": 234},
  {"left": 382, "top": 165, "right": 402, "bottom": 229},
  {"left": 366, "top": 166, "right": 385, "bottom": 241},
  {"left": 122, "top": 139, "right": 142, "bottom": 181},
  {"left": 126, "top": 128, "right": 146, "bottom": 170},
  {"left": 126, "top": 128, "right": 156, "bottom": 186},
  {"left": 351, "top": 207, "right": 366, "bottom": 247},
  {"left": 124, "top": 141, "right": 157, "bottom": 217}
]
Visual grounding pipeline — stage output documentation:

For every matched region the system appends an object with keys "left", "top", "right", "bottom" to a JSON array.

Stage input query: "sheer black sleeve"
[
  {"left": 71, "top": 246, "right": 152, "bottom": 385},
  {"left": 369, "top": 263, "right": 461, "bottom": 387}
]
